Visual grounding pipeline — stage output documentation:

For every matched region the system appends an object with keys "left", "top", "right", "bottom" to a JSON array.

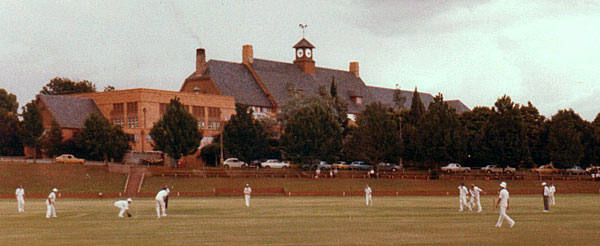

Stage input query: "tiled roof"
[
  {"left": 367, "top": 86, "right": 470, "bottom": 113},
  {"left": 293, "top": 38, "right": 315, "bottom": 48},
  {"left": 186, "top": 60, "right": 273, "bottom": 107},
  {"left": 251, "top": 59, "right": 372, "bottom": 113},
  {"left": 446, "top": 100, "right": 471, "bottom": 113},
  {"left": 38, "top": 94, "right": 103, "bottom": 128}
]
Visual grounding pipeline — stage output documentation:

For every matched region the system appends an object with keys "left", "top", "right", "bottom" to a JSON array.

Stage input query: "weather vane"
[{"left": 299, "top": 24, "right": 308, "bottom": 38}]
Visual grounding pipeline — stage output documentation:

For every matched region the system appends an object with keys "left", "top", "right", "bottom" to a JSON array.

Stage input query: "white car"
[
  {"left": 260, "top": 159, "right": 290, "bottom": 169},
  {"left": 441, "top": 163, "right": 471, "bottom": 173},
  {"left": 223, "top": 158, "right": 247, "bottom": 168}
]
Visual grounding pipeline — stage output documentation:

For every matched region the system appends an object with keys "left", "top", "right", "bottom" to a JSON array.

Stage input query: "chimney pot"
[
  {"left": 196, "top": 48, "right": 207, "bottom": 76},
  {"left": 242, "top": 45, "right": 254, "bottom": 64},
  {"left": 349, "top": 62, "right": 359, "bottom": 78}
]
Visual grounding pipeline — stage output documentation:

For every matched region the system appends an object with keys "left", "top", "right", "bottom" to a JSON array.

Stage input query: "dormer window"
[{"left": 354, "top": 96, "right": 362, "bottom": 105}]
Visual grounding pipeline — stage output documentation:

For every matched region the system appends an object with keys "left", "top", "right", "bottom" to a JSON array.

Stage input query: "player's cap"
[
  {"left": 127, "top": 198, "right": 133, "bottom": 202},
  {"left": 542, "top": 182, "right": 547, "bottom": 186},
  {"left": 499, "top": 182, "right": 507, "bottom": 188},
  {"left": 52, "top": 188, "right": 58, "bottom": 192}
]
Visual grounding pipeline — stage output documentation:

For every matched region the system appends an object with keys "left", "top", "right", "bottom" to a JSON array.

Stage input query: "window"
[
  {"left": 112, "top": 103, "right": 124, "bottom": 116},
  {"left": 208, "top": 121, "right": 220, "bottom": 130},
  {"left": 113, "top": 118, "right": 124, "bottom": 127},
  {"left": 198, "top": 121, "right": 206, "bottom": 129},
  {"left": 127, "top": 117, "right": 139, "bottom": 128},
  {"left": 192, "top": 106, "right": 205, "bottom": 128},
  {"left": 207, "top": 107, "right": 221, "bottom": 130},
  {"left": 354, "top": 97, "right": 362, "bottom": 105},
  {"left": 134, "top": 135, "right": 140, "bottom": 142},
  {"left": 159, "top": 103, "right": 168, "bottom": 116},
  {"left": 126, "top": 102, "right": 138, "bottom": 115},
  {"left": 348, "top": 114, "right": 356, "bottom": 121}
]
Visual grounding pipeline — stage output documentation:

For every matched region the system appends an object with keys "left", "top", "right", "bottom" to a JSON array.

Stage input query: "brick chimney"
[
  {"left": 349, "top": 62, "right": 359, "bottom": 78},
  {"left": 242, "top": 44, "right": 254, "bottom": 64},
  {"left": 196, "top": 48, "right": 207, "bottom": 76}
]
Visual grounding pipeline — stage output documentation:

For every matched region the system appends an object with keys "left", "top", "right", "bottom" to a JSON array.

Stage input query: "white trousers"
[
  {"left": 17, "top": 197, "right": 25, "bottom": 212},
  {"left": 366, "top": 194, "right": 372, "bottom": 206},
  {"left": 549, "top": 194, "right": 555, "bottom": 205},
  {"left": 156, "top": 200, "right": 166, "bottom": 217},
  {"left": 115, "top": 204, "right": 127, "bottom": 217},
  {"left": 46, "top": 203, "right": 56, "bottom": 218},
  {"left": 496, "top": 206, "right": 515, "bottom": 227},
  {"left": 459, "top": 196, "right": 471, "bottom": 211},
  {"left": 245, "top": 195, "right": 251, "bottom": 207},
  {"left": 470, "top": 196, "right": 482, "bottom": 212}
]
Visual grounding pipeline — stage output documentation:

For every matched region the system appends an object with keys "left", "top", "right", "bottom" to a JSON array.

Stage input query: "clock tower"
[{"left": 293, "top": 38, "right": 315, "bottom": 75}]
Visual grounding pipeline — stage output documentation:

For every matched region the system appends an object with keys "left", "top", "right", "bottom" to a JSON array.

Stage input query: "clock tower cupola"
[{"left": 293, "top": 38, "right": 316, "bottom": 75}]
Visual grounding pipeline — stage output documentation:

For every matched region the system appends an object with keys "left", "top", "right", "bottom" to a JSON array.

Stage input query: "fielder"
[
  {"left": 542, "top": 182, "right": 550, "bottom": 212},
  {"left": 244, "top": 184, "right": 252, "bottom": 207},
  {"left": 46, "top": 188, "right": 58, "bottom": 218},
  {"left": 15, "top": 184, "right": 25, "bottom": 213},
  {"left": 155, "top": 187, "right": 169, "bottom": 218},
  {"left": 114, "top": 198, "right": 133, "bottom": 217},
  {"left": 469, "top": 184, "right": 484, "bottom": 213},
  {"left": 458, "top": 183, "right": 472, "bottom": 212},
  {"left": 364, "top": 184, "right": 373, "bottom": 206},
  {"left": 549, "top": 183, "right": 556, "bottom": 206},
  {"left": 495, "top": 182, "right": 515, "bottom": 228}
]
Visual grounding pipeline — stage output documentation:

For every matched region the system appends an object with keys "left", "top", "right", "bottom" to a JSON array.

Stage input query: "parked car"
[
  {"left": 565, "top": 166, "right": 585, "bottom": 175},
  {"left": 481, "top": 165, "right": 516, "bottom": 174},
  {"left": 283, "top": 161, "right": 301, "bottom": 169},
  {"left": 260, "top": 159, "right": 290, "bottom": 169},
  {"left": 223, "top": 158, "right": 247, "bottom": 168},
  {"left": 586, "top": 166, "right": 600, "bottom": 174},
  {"left": 441, "top": 163, "right": 471, "bottom": 173},
  {"left": 317, "top": 161, "right": 331, "bottom": 170},
  {"left": 350, "top": 161, "right": 371, "bottom": 170},
  {"left": 249, "top": 160, "right": 263, "bottom": 168},
  {"left": 376, "top": 162, "right": 401, "bottom": 172},
  {"left": 531, "top": 163, "right": 560, "bottom": 174},
  {"left": 56, "top": 154, "right": 85, "bottom": 165},
  {"left": 331, "top": 161, "right": 351, "bottom": 170}
]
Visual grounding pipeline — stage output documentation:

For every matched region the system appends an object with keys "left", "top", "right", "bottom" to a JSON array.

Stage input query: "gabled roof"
[
  {"left": 367, "top": 86, "right": 470, "bottom": 113},
  {"left": 251, "top": 58, "right": 372, "bottom": 113},
  {"left": 293, "top": 38, "right": 315, "bottom": 49},
  {"left": 186, "top": 60, "right": 273, "bottom": 107},
  {"left": 38, "top": 94, "right": 103, "bottom": 128}
]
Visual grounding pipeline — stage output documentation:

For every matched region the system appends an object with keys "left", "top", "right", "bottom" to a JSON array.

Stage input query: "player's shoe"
[{"left": 510, "top": 222, "right": 515, "bottom": 228}]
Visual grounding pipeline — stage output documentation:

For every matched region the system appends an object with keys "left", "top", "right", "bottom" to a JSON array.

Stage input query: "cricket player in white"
[
  {"left": 495, "top": 182, "right": 515, "bottom": 228},
  {"left": 46, "top": 188, "right": 58, "bottom": 218},
  {"left": 15, "top": 184, "right": 25, "bottom": 213},
  {"left": 458, "top": 183, "right": 472, "bottom": 212},
  {"left": 155, "top": 187, "right": 168, "bottom": 218},
  {"left": 364, "top": 184, "right": 373, "bottom": 206},
  {"left": 542, "top": 182, "right": 550, "bottom": 212},
  {"left": 244, "top": 184, "right": 252, "bottom": 207},
  {"left": 114, "top": 198, "right": 133, "bottom": 217},
  {"left": 549, "top": 183, "right": 556, "bottom": 206},
  {"left": 469, "top": 184, "right": 484, "bottom": 213}
]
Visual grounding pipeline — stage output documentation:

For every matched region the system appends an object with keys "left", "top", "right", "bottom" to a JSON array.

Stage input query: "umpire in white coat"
[
  {"left": 244, "top": 184, "right": 252, "bottom": 207},
  {"left": 15, "top": 184, "right": 25, "bottom": 213}
]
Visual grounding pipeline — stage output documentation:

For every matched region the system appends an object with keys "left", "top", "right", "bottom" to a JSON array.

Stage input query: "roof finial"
[{"left": 299, "top": 24, "right": 308, "bottom": 38}]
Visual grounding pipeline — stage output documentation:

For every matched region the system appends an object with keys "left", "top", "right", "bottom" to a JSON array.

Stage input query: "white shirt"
[
  {"left": 47, "top": 192, "right": 56, "bottom": 205},
  {"left": 15, "top": 188, "right": 24, "bottom": 198},
  {"left": 458, "top": 186, "right": 468, "bottom": 197},
  {"left": 114, "top": 200, "right": 129, "bottom": 209},
  {"left": 498, "top": 189, "right": 509, "bottom": 208},
  {"left": 543, "top": 186, "right": 550, "bottom": 196},
  {"left": 155, "top": 190, "right": 168, "bottom": 201},
  {"left": 244, "top": 187, "right": 252, "bottom": 195},
  {"left": 549, "top": 185, "right": 555, "bottom": 194},
  {"left": 470, "top": 186, "right": 483, "bottom": 199},
  {"left": 365, "top": 187, "right": 372, "bottom": 195}
]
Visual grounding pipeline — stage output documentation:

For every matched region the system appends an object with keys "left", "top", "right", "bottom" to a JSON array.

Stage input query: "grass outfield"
[{"left": 0, "top": 195, "right": 598, "bottom": 245}]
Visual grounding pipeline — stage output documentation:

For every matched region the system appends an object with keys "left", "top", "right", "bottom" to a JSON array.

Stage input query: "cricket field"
[{"left": 0, "top": 195, "right": 598, "bottom": 245}]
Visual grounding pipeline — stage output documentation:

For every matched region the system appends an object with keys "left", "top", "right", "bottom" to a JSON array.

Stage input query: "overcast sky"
[{"left": 1, "top": 0, "right": 599, "bottom": 120}]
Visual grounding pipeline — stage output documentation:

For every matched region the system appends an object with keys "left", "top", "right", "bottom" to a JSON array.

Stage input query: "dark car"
[
  {"left": 376, "top": 162, "right": 401, "bottom": 172},
  {"left": 350, "top": 161, "right": 371, "bottom": 170}
]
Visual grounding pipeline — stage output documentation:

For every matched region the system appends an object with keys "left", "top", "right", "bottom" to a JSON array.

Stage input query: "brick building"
[{"left": 180, "top": 38, "right": 469, "bottom": 120}]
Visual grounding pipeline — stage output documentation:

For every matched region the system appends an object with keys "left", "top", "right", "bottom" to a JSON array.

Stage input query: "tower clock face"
[
  {"left": 296, "top": 49, "right": 304, "bottom": 57},
  {"left": 305, "top": 48, "right": 312, "bottom": 58}
]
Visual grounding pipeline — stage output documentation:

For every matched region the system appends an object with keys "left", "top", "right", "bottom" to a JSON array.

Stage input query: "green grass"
[
  {"left": 0, "top": 195, "right": 598, "bottom": 245},
  {"left": 0, "top": 162, "right": 127, "bottom": 193},
  {"left": 142, "top": 176, "right": 600, "bottom": 193}
]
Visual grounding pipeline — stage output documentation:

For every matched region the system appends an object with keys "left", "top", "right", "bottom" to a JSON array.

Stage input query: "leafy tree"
[
  {"left": 200, "top": 142, "right": 220, "bottom": 166},
  {"left": 222, "top": 104, "right": 269, "bottom": 162},
  {"left": 347, "top": 102, "right": 402, "bottom": 164},
  {"left": 76, "top": 114, "right": 132, "bottom": 163},
  {"left": 545, "top": 109, "right": 586, "bottom": 168},
  {"left": 401, "top": 87, "right": 426, "bottom": 164},
  {"left": 42, "top": 120, "right": 63, "bottom": 157},
  {"left": 0, "top": 112, "right": 23, "bottom": 156},
  {"left": 20, "top": 101, "right": 44, "bottom": 163},
  {"left": 281, "top": 102, "right": 343, "bottom": 164},
  {"left": 417, "top": 93, "right": 465, "bottom": 168},
  {"left": 392, "top": 84, "right": 407, "bottom": 110},
  {"left": 520, "top": 102, "right": 548, "bottom": 167},
  {"left": 0, "top": 89, "right": 18, "bottom": 114},
  {"left": 585, "top": 113, "right": 600, "bottom": 166},
  {"left": 40, "top": 77, "right": 96, "bottom": 95},
  {"left": 460, "top": 106, "right": 493, "bottom": 166},
  {"left": 482, "top": 95, "right": 527, "bottom": 167},
  {"left": 407, "top": 87, "right": 426, "bottom": 125},
  {"left": 150, "top": 98, "right": 202, "bottom": 167}
]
